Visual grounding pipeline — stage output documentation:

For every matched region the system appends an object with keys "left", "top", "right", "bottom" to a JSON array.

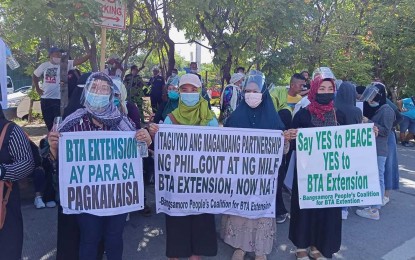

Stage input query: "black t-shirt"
[
  {"left": 149, "top": 75, "right": 165, "bottom": 96},
  {"left": 278, "top": 109, "right": 292, "bottom": 129}
]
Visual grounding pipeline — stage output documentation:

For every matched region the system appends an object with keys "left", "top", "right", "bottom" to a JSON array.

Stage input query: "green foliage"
[
  {"left": 1, "top": 0, "right": 415, "bottom": 98},
  {"left": 27, "top": 89, "right": 40, "bottom": 101}
]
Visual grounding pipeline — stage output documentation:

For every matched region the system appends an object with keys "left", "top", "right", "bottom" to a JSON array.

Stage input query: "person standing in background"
[
  {"left": 33, "top": 47, "right": 90, "bottom": 130},
  {"left": 148, "top": 66, "right": 165, "bottom": 113},
  {"left": 124, "top": 65, "right": 145, "bottom": 123},
  {"left": 103, "top": 57, "right": 123, "bottom": 79},
  {"left": 287, "top": 73, "right": 306, "bottom": 110}
]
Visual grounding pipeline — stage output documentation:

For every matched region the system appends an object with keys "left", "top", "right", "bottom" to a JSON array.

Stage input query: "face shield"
[
  {"left": 359, "top": 85, "right": 379, "bottom": 102},
  {"left": 312, "top": 67, "right": 336, "bottom": 81},
  {"left": 167, "top": 76, "right": 179, "bottom": 88},
  {"left": 243, "top": 70, "right": 265, "bottom": 92},
  {"left": 81, "top": 73, "right": 115, "bottom": 111}
]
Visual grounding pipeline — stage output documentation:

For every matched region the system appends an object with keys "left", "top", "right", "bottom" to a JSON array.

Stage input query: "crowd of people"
[{"left": 0, "top": 46, "right": 408, "bottom": 260}]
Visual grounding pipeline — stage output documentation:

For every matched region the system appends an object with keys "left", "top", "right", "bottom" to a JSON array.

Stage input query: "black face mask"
[{"left": 315, "top": 93, "right": 334, "bottom": 105}]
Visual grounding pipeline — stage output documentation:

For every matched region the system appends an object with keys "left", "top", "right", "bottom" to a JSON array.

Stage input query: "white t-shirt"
[
  {"left": 103, "top": 68, "right": 123, "bottom": 79},
  {"left": 34, "top": 60, "right": 74, "bottom": 99}
]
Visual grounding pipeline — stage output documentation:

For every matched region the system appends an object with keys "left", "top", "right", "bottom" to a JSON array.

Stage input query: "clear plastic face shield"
[
  {"left": 167, "top": 76, "right": 179, "bottom": 89},
  {"left": 81, "top": 73, "right": 115, "bottom": 108},
  {"left": 243, "top": 70, "right": 265, "bottom": 93},
  {"left": 359, "top": 85, "right": 379, "bottom": 102},
  {"left": 312, "top": 67, "right": 336, "bottom": 81}
]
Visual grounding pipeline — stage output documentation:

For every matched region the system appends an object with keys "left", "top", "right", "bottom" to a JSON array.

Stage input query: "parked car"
[
  {"left": 7, "top": 90, "right": 27, "bottom": 108},
  {"left": 7, "top": 76, "right": 14, "bottom": 94},
  {"left": 7, "top": 86, "right": 41, "bottom": 120}
]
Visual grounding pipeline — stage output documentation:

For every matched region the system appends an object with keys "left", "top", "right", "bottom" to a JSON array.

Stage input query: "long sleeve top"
[{"left": 0, "top": 124, "right": 35, "bottom": 181}]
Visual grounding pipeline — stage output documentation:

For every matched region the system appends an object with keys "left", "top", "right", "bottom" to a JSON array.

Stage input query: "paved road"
[{"left": 21, "top": 145, "right": 415, "bottom": 260}]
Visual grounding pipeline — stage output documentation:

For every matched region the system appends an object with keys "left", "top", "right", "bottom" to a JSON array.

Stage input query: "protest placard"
[
  {"left": 59, "top": 131, "right": 144, "bottom": 216},
  {"left": 155, "top": 124, "right": 284, "bottom": 219},
  {"left": 296, "top": 123, "right": 382, "bottom": 209}
]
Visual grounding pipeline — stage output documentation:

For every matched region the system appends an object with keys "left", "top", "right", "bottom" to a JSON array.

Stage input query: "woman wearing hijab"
[
  {"left": 0, "top": 104, "right": 35, "bottom": 260},
  {"left": 148, "top": 73, "right": 218, "bottom": 260},
  {"left": 269, "top": 85, "right": 292, "bottom": 223},
  {"left": 153, "top": 76, "right": 180, "bottom": 124},
  {"left": 356, "top": 83, "right": 395, "bottom": 220},
  {"left": 220, "top": 72, "right": 245, "bottom": 123},
  {"left": 47, "top": 72, "right": 152, "bottom": 260},
  {"left": 221, "top": 71, "right": 288, "bottom": 260},
  {"left": 288, "top": 73, "right": 341, "bottom": 260},
  {"left": 335, "top": 82, "right": 362, "bottom": 125},
  {"left": 334, "top": 82, "right": 363, "bottom": 220}
]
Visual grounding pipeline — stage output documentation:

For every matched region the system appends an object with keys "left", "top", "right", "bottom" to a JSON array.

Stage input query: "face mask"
[
  {"left": 190, "top": 69, "right": 197, "bottom": 73},
  {"left": 107, "top": 64, "right": 114, "bottom": 70},
  {"left": 114, "top": 98, "right": 120, "bottom": 107},
  {"left": 245, "top": 92, "right": 262, "bottom": 108},
  {"left": 85, "top": 92, "right": 110, "bottom": 109},
  {"left": 168, "top": 90, "right": 179, "bottom": 100},
  {"left": 315, "top": 93, "right": 334, "bottom": 105},
  {"left": 171, "top": 73, "right": 177, "bottom": 77},
  {"left": 180, "top": 93, "right": 200, "bottom": 106},
  {"left": 52, "top": 57, "right": 61, "bottom": 64},
  {"left": 369, "top": 101, "right": 380, "bottom": 107}
]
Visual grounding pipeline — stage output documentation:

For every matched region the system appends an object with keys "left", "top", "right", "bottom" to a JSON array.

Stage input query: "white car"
[
  {"left": 7, "top": 76, "right": 14, "bottom": 94},
  {"left": 7, "top": 90, "right": 27, "bottom": 108}
]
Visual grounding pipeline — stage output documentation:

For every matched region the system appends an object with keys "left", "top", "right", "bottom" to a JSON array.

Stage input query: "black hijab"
[
  {"left": 63, "top": 72, "right": 92, "bottom": 119},
  {"left": 335, "top": 82, "right": 362, "bottom": 125},
  {"left": 225, "top": 90, "right": 286, "bottom": 130},
  {"left": 363, "top": 83, "right": 387, "bottom": 119}
]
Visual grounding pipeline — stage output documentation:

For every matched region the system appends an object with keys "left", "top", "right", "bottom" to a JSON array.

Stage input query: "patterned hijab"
[
  {"left": 307, "top": 75, "right": 336, "bottom": 121},
  {"left": 58, "top": 72, "right": 134, "bottom": 132}
]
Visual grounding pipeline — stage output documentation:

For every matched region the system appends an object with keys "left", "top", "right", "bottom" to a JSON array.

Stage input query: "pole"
[
  {"left": 100, "top": 27, "right": 107, "bottom": 71},
  {"left": 59, "top": 53, "right": 69, "bottom": 116}
]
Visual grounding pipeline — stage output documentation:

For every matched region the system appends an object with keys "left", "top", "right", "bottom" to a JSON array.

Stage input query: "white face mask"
[
  {"left": 245, "top": 92, "right": 262, "bottom": 108},
  {"left": 52, "top": 57, "right": 61, "bottom": 64}
]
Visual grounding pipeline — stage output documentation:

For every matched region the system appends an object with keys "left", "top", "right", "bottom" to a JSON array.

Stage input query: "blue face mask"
[
  {"left": 180, "top": 93, "right": 200, "bottom": 106},
  {"left": 168, "top": 90, "right": 179, "bottom": 100},
  {"left": 114, "top": 98, "right": 120, "bottom": 107},
  {"left": 85, "top": 92, "right": 110, "bottom": 109},
  {"left": 369, "top": 101, "right": 379, "bottom": 107}
]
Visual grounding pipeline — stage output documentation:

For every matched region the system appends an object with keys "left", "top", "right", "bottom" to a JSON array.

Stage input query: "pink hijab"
[{"left": 307, "top": 75, "right": 336, "bottom": 121}]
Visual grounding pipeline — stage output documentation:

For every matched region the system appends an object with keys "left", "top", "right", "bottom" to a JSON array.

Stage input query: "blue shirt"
[{"left": 401, "top": 98, "right": 415, "bottom": 119}]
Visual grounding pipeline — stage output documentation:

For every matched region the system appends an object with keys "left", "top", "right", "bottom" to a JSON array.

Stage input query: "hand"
[
  {"left": 401, "top": 107, "right": 408, "bottom": 112},
  {"left": 286, "top": 129, "right": 298, "bottom": 140},
  {"left": 373, "top": 125, "right": 379, "bottom": 137},
  {"left": 48, "top": 131, "right": 60, "bottom": 159},
  {"left": 36, "top": 88, "right": 44, "bottom": 96},
  {"left": 135, "top": 128, "right": 152, "bottom": 147},
  {"left": 283, "top": 130, "right": 291, "bottom": 141},
  {"left": 148, "top": 123, "right": 159, "bottom": 138},
  {"left": 362, "top": 116, "right": 369, "bottom": 123}
]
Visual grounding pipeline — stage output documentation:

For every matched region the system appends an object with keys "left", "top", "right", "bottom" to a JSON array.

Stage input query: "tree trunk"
[
  {"left": 165, "top": 38, "right": 175, "bottom": 77},
  {"left": 221, "top": 51, "right": 233, "bottom": 86},
  {"left": 123, "top": 0, "right": 135, "bottom": 78},
  {"left": 81, "top": 34, "right": 98, "bottom": 72}
]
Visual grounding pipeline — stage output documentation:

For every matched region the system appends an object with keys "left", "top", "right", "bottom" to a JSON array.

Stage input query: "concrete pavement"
[{"left": 21, "top": 145, "right": 415, "bottom": 260}]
